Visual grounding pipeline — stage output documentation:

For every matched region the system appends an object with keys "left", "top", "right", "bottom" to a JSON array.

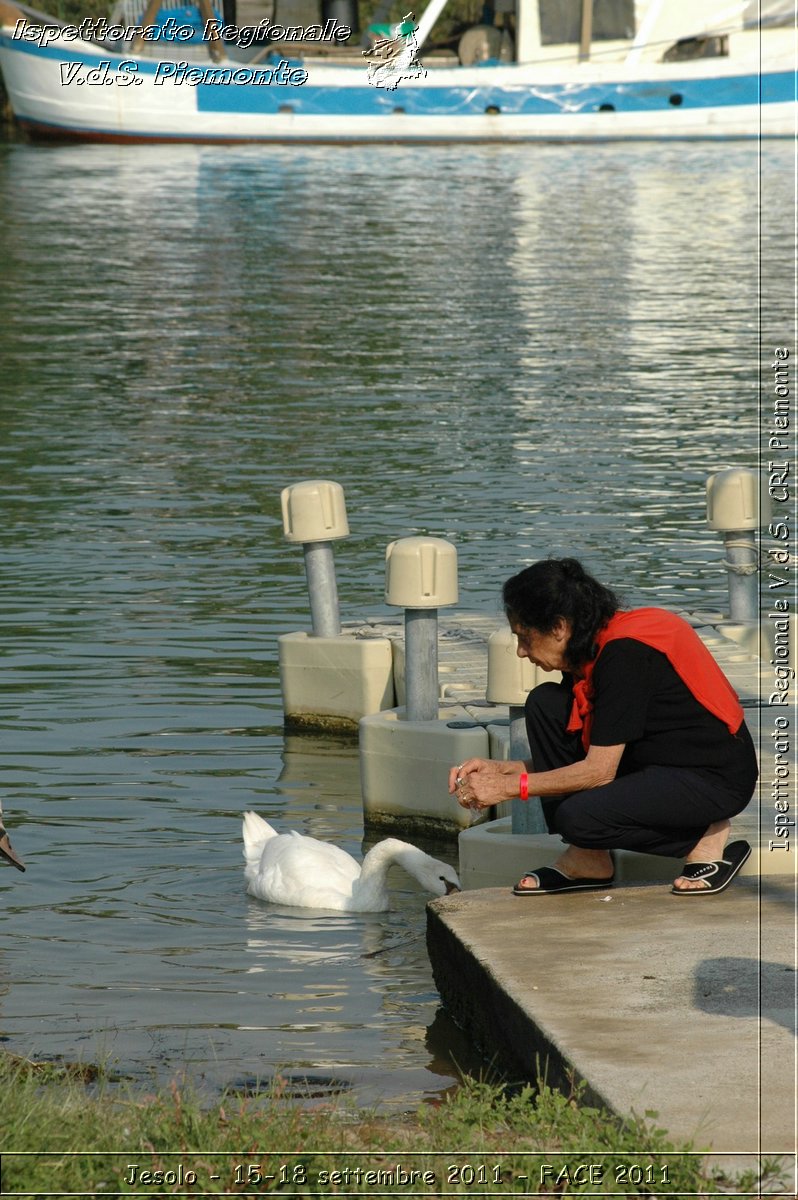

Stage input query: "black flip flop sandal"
[
  {"left": 513, "top": 866, "right": 615, "bottom": 896},
  {"left": 671, "top": 839, "right": 751, "bottom": 896}
]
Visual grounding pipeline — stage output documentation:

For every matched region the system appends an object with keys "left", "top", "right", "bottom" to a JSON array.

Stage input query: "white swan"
[{"left": 242, "top": 811, "right": 461, "bottom": 912}]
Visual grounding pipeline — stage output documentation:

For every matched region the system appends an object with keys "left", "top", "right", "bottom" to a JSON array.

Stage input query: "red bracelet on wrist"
[{"left": 519, "top": 772, "right": 529, "bottom": 801}]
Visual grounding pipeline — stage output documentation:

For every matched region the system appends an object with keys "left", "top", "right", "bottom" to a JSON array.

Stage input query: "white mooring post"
[
  {"left": 278, "top": 480, "right": 395, "bottom": 732},
  {"left": 706, "top": 468, "right": 762, "bottom": 623},
  {"left": 361, "top": 536, "right": 489, "bottom": 832},
  {"left": 281, "top": 479, "right": 350, "bottom": 637},
  {"left": 487, "top": 629, "right": 548, "bottom": 834},
  {"left": 385, "top": 537, "right": 458, "bottom": 722}
]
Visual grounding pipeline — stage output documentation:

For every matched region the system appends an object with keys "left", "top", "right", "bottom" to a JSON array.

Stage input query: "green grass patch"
[{"left": 0, "top": 1052, "right": 754, "bottom": 1197}]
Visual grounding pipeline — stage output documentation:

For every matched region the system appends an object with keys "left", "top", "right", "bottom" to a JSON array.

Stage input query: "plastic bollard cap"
[
  {"left": 385, "top": 537, "right": 458, "bottom": 608},
  {"left": 486, "top": 629, "right": 539, "bottom": 704},
  {"left": 281, "top": 480, "right": 350, "bottom": 543},
  {"left": 487, "top": 629, "right": 536, "bottom": 704},
  {"left": 706, "top": 468, "right": 766, "bottom": 531}
]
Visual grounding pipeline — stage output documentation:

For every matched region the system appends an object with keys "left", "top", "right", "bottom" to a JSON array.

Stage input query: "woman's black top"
[{"left": 588, "top": 639, "right": 758, "bottom": 798}]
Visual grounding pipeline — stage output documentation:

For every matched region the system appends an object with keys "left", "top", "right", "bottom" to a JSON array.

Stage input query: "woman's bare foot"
[
  {"left": 672, "top": 820, "right": 731, "bottom": 892},
  {"left": 515, "top": 846, "right": 613, "bottom": 891}
]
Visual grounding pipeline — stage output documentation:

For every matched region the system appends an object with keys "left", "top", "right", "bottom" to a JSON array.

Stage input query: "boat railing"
[{"left": 2, "top": 0, "right": 785, "bottom": 67}]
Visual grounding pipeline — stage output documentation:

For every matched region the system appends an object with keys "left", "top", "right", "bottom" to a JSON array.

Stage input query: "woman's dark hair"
[{"left": 502, "top": 558, "right": 619, "bottom": 669}]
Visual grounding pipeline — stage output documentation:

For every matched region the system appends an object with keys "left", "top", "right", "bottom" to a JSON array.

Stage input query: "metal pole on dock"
[
  {"left": 507, "top": 705, "right": 543, "bottom": 832},
  {"left": 385, "top": 537, "right": 458, "bottom": 722},
  {"left": 720, "top": 532, "right": 759, "bottom": 623},
  {"left": 404, "top": 608, "right": 440, "bottom": 722},
  {"left": 281, "top": 480, "right": 350, "bottom": 638},
  {"left": 302, "top": 542, "right": 342, "bottom": 638},
  {"left": 706, "top": 468, "right": 761, "bottom": 623},
  {"left": 486, "top": 630, "right": 547, "bottom": 834}
]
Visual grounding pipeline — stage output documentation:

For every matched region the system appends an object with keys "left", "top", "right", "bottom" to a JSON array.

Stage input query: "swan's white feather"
[{"left": 241, "top": 811, "right": 460, "bottom": 912}]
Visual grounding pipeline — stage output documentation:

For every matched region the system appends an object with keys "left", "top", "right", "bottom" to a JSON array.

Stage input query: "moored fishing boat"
[{"left": 0, "top": 0, "right": 794, "bottom": 142}]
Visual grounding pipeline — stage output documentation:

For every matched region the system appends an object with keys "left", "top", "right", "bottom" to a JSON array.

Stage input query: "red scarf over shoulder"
[{"left": 566, "top": 608, "right": 744, "bottom": 751}]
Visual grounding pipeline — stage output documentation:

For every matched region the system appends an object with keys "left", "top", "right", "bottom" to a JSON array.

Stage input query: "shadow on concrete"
[
  {"left": 693, "top": 957, "right": 796, "bottom": 1033},
  {"left": 756, "top": 877, "right": 797, "bottom": 908}
]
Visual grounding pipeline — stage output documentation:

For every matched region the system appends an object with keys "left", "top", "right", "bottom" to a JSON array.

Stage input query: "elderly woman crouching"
[{"left": 449, "top": 558, "right": 757, "bottom": 896}]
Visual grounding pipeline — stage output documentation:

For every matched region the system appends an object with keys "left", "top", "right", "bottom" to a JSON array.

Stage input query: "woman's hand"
[{"left": 449, "top": 758, "right": 527, "bottom": 810}]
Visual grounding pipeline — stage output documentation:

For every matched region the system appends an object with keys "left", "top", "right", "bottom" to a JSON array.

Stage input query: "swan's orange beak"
[{"left": 444, "top": 880, "right": 461, "bottom": 895}]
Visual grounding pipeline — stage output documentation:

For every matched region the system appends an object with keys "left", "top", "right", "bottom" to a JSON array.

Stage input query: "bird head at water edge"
[{"left": 364, "top": 838, "right": 461, "bottom": 899}]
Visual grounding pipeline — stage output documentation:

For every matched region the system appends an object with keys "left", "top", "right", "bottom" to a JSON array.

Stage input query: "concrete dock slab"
[{"left": 427, "top": 877, "right": 796, "bottom": 1187}]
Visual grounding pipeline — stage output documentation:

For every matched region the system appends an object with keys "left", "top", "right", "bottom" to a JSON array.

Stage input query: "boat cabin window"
[
  {"left": 662, "top": 35, "right": 728, "bottom": 61},
  {"left": 537, "top": 0, "right": 634, "bottom": 44}
]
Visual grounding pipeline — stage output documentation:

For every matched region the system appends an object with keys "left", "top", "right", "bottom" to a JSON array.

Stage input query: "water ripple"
[{"left": 0, "top": 138, "right": 788, "bottom": 1105}]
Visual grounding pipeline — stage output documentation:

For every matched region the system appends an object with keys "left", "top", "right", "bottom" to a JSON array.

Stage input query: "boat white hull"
[{"left": 0, "top": 28, "right": 794, "bottom": 142}]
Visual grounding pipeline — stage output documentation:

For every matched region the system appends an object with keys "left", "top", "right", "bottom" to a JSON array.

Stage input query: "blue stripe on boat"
[{"left": 196, "top": 69, "right": 793, "bottom": 115}]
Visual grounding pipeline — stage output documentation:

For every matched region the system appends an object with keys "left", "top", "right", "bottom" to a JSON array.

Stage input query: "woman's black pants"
[{"left": 526, "top": 682, "right": 752, "bottom": 860}]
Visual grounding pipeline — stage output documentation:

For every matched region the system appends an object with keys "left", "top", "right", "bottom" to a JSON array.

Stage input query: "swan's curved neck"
[{"left": 353, "top": 839, "right": 425, "bottom": 900}]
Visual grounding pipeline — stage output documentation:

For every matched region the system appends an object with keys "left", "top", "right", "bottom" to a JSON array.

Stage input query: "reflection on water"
[{"left": 0, "top": 138, "right": 789, "bottom": 1106}]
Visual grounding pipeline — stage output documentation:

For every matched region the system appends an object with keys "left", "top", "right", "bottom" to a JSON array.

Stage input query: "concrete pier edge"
[{"left": 426, "top": 879, "right": 796, "bottom": 1190}]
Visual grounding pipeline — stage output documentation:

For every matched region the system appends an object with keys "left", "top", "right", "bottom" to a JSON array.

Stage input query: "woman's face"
[{"left": 511, "top": 618, "right": 572, "bottom": 673}]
